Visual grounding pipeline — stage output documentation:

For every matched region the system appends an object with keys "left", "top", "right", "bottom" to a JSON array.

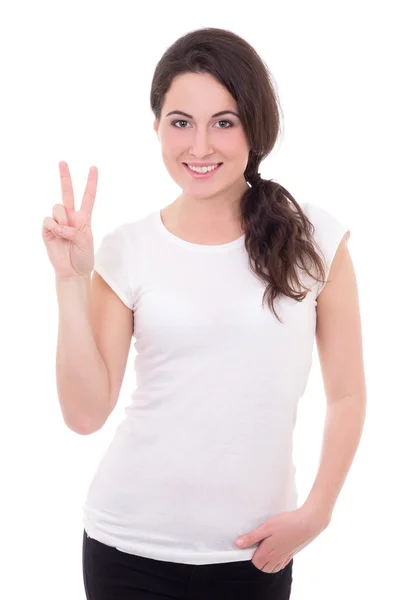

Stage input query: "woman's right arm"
[{"left": 55, "top": 274, "right": 110, "bottom": 434}]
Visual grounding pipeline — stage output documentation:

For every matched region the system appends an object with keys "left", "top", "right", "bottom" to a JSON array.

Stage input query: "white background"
[{"left": 1, "top": 1, "right": 398, "bottom": 598}]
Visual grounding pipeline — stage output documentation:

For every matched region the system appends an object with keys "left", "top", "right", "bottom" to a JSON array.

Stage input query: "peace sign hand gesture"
[{"left": 42, "top": 161, "right": 98, "bottom": 280}]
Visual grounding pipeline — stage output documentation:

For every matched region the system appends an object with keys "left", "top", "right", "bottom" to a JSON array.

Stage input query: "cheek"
[
  {"left": 160, "top": 126, "right": 184, "bottom": 145},
  {"left": 216, "top": 129, "right": 249, "bottom": 155},
  {"left": 161, "top": 137, "right": 186, "bottom": 159},
  {"left": 232, "top": 129, "right": 250, "bottom": 148}
]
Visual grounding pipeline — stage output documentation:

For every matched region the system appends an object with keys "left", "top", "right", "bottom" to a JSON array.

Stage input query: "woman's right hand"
[{"left": 42, "top": 161, "right": 98, "bottom": 280}]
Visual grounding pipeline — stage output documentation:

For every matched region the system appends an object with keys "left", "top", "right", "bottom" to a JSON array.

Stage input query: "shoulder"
[
  {"left": 300, "top": 201, "right": 351, "bottom": 255},
  {"left": 97, "top": 213, "right": 149, "bottom": 248},
  {"left": 301, "top": 201, "right": 346, "bottom": 231}
]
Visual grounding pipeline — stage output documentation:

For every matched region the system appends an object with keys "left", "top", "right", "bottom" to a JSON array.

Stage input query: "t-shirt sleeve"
[
  {"left": 303, "top": 202, "right": 351, "bottom": 298},
  {"left": 93, "top": 224, "right": 133, "bottom": 310}
]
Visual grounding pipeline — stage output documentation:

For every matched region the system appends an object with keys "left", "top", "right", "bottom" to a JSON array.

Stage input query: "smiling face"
[{"left": 153, "top": 72, "right": 251, "bottom": 204}]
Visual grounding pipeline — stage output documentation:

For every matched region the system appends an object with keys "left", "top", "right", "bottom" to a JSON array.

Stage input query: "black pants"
[{"left": 82, "top": 529, "right": 293, "bottom": 599}]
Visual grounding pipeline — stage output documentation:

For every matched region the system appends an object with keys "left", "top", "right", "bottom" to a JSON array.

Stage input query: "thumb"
[
  {"left": 236, "top": 526, "right": 266, "bottom": 548},
  {"left": 235, "top": 534, "right": 253, "bottom": 548},
  {"left": 55, "top": 224, "right": 78, "bottom": 240}
]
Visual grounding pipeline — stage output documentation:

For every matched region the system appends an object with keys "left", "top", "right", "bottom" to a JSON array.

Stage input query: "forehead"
[{"left": 163, "top": 72, "right": 237, "bottom": 115}]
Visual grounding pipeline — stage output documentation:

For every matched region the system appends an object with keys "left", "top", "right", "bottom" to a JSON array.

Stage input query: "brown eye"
[
  {"left": 172, "top": 120, "right": 189, "bottom": 128},
  {"left": 216, "top": 120, "right": 233, "bottom": 128}
]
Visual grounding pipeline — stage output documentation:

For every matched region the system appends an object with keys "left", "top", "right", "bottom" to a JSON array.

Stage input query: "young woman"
[{"left": 43, "top": 27, "right": 365, "bottom": 600}]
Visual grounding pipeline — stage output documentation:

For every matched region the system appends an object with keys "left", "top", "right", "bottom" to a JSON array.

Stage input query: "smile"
[{"left": 183, "top": 163, "right": 223, "bottom": 179}]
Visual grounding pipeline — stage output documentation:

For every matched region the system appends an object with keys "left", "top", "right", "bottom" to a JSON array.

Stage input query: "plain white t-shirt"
[{"left": 82, "top": 200, "right": 351, "bottom": 565}]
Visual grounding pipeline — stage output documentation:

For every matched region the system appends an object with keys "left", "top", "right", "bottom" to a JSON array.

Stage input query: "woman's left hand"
[{"left": 235, "top": 506, "right": 330, "bottom": 573}]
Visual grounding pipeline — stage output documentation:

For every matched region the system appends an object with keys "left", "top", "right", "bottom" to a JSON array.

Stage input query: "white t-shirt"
[{"left": 82, "top": 201, "right": 350, "bottom": 565}]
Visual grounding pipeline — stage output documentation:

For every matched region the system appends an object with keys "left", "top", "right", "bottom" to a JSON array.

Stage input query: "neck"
[{"left": 174, "top": 177, "right": 250, "bottom": 225}]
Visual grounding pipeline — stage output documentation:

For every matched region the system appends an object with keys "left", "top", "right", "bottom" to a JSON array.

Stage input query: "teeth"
[{"left": 187, "top": 164, "right": 220, "bottom": 173}]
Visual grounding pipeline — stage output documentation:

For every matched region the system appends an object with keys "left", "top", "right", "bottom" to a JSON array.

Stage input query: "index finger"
[{"left": 80, "top": 165, "right": 98, "bottom": 223}]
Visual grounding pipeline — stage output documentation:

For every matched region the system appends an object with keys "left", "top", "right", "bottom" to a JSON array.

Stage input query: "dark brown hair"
[{"left": 150, "top": 27, "right": 327, "bottom": 323}]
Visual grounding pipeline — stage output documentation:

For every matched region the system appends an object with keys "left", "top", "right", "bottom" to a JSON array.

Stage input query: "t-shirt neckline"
[{"left": 152, "top": 209, "right": 245, "bottom": 252}]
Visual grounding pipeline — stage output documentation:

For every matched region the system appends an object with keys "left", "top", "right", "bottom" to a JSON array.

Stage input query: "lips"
[
  {"left": 183, "top": 163, "right": 223, "bottom": 167},
  {"left": 183, "top": 162, "right": 223, "bottom": 179}
]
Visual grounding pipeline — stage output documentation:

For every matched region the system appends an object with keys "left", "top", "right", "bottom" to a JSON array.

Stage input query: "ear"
[{"left": 153, "top": 120, "right": 159, "bottom": 136}]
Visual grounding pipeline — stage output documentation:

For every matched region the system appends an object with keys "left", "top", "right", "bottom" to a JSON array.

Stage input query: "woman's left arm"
[{"left": 302, "top": 233, "right": 367, "bottom": 527}]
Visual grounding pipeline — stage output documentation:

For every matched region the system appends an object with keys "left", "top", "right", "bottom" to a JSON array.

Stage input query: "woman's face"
[{"left": 154, "top": 72, "right": 251, "bottom": 202}]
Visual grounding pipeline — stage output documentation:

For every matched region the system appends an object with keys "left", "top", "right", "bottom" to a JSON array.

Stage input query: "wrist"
[
  {"left": 299, "top": 502, "right": 332, "bottom": 531},
  {"left": 56, "top": 273, "right": 91, "bottom": 284}
]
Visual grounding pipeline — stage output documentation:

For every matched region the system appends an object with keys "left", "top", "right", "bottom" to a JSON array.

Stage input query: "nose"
[{"left": 189, "top": 127, "right": 215, "bottom": 158}]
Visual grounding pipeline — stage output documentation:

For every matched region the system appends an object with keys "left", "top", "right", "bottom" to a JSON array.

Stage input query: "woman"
[{"left": 44, "top": 27, "right": 366, "bottom": 600}]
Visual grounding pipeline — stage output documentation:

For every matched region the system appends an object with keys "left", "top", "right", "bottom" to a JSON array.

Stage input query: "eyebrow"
[{"left": 165, "top": 110, "right": 240, "bottom": 119}]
